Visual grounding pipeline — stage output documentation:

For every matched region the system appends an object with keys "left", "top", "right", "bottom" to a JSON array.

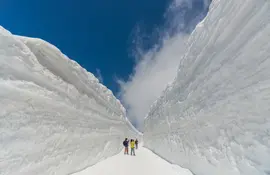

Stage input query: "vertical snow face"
[
  {"left": 144, "top": 0, "right": 270, "bottom": 175},
  {"left": 0, "top": 27, "right": 136, "bottom": 175}
]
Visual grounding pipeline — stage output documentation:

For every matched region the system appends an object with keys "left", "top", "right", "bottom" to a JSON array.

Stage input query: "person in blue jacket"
[{"left": 123, "top": 138, "right": 129, "bottom": 155}]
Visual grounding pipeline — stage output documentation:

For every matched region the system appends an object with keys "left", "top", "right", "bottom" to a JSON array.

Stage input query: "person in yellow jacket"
[{"left": 130, "top": 139, "right": 136, "bottom": 156}]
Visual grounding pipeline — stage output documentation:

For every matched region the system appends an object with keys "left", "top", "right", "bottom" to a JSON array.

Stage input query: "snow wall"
[
  {"left": 0, "top": 26, "right": 137, "bottom": 175},
  {"left": 144, "top": 0, "right": 270, "bottom": 175}
]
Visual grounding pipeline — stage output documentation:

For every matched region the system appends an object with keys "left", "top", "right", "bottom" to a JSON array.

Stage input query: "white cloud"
[
  {"left": 118, "top": 0, "right": 211, "bottom": 131},
  {"left": 95, "top": 68, "right": 103, "bottom": 84},
  {"left": 118, "top": 34, "right": 187, "bottom": 131}
]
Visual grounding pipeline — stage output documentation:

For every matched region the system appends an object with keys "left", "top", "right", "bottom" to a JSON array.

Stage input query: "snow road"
[{"left": 73, "top": 145, "right": 193, "bottom": 175}]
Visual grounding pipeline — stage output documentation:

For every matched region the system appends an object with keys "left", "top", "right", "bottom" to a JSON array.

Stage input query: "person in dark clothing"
[
  {"left": 135, "top": 139, "right": 138, "bottom": 149},
  {"left": 123, "top": 138, "right": 129, "bottom": 155}
]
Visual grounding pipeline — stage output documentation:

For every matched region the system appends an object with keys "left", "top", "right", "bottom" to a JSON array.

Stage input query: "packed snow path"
[{"left": 73, "top": 145, "right": 193, "bottom": 175}]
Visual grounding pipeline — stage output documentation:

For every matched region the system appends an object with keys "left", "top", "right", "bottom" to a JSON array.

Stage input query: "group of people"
[{"left": 123, "top": 138, "right": 138, "bottom": 156}]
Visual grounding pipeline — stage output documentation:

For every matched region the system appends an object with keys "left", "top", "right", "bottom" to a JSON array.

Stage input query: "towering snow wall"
[
  {"left": 144, "top": 0, "right": 270, "bottom": 175},
  {"left": 0, "top": 26, "right": 136, "bottom": 175}
]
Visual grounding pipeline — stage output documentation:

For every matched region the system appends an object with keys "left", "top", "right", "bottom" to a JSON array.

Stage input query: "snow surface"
[
  {"left": 73, "top": 145, "right": 193, "bottom": 175},
  {"left": 0, "top": 26, "right": 137, "bottom": 175},
  {"left": 144, "top": 0, "right": 270, "bottom": 175}
]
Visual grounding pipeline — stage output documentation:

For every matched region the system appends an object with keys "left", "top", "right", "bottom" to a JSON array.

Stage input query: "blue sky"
[{"left": 0, "top": 0, "right": 170, "bottom": 93}]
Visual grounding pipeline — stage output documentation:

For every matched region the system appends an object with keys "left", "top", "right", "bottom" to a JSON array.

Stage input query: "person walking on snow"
[
  {"left": 135, "top": 139, "right": 138, "bottom": 149},
  {"left": 123, "top": 138, "right": 129, "bottom": 155},
  {"left": 130, "top": 139, "right": 136, "bottom": 156}
]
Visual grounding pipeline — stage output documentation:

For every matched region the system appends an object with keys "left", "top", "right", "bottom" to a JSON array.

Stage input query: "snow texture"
[
  {"left": 144, "top": 0, "right": 270, "bottom": 175},
  {"left": 0, "top": 26, "right": 136, "bottom": 175}
]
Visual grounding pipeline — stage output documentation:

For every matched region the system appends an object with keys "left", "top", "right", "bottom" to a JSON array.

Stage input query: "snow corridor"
[{"left": 73, "top": 145, "right": 193, "bottom": 175}]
